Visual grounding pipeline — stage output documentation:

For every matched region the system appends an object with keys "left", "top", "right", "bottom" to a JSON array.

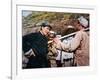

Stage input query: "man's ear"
[{"left": 41, "top": 27, "right": 43, "bottom": 30}]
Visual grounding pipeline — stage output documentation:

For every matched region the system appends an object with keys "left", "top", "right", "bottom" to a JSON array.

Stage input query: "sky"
[{"left": 22, "top": 10, "right": 32, "bottom": 17}]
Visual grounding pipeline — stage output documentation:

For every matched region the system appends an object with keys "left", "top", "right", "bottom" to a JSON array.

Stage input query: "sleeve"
[
  {"left": 22, "top": 33, "right": 34, "bottom": 53},
  {"left": 69, "top": 31, "right": 82, "bottom": 51},
  {"left": 56, "top": 41, "right": 69, "bottom": 52},
  {"left": 55, "top": 31, "right": 83, "bottom": 52}
]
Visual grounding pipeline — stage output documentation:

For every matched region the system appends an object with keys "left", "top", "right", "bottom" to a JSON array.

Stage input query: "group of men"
[{"left": 22, "top": 16, "right": 89, "bottom": 68}]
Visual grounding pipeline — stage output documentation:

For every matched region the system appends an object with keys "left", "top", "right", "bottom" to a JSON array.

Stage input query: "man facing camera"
[{"left": 23, "top": 21, "right": 52, "bottom": 68}]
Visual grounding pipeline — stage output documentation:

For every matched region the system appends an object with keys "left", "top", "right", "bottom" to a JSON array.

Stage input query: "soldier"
[
  {"left": 48, "top": 31, "right": 58, "bottom": 67},
  {"left": 22, "top": 21, "right": 52, "bottom": 68},
  {"left": 56, "top": 25, "right": 76, "bottom": 67},
  {"left": 53, "top": 16, "right": 89, "bottom": 66}
]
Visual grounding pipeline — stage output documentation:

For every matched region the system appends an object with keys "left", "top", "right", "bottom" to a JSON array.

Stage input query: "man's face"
[
  {"left": 73, "top": 21, "right": 81, "bottom": 30},
  {"left": 41, "top": 26, "right": 51, "bottom": 36}
]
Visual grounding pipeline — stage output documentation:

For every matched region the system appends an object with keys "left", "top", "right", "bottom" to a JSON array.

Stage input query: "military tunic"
[{"left": 23, "top": 32, "right": 50, "bottom": 68}]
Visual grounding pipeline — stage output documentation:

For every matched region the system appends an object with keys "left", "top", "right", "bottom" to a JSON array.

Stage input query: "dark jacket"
[{"left": 23, "top": 32, "right": 50, "bottom": 68}]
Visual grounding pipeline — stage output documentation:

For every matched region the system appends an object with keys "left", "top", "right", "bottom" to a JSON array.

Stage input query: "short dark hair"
[{"left": 41, "top": 23, "right": 52, "bottom": 30}]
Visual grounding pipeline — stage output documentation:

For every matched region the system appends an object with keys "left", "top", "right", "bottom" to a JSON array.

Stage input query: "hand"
[{"left": 53, "top": 37, "right": 61, "bottom": 44}]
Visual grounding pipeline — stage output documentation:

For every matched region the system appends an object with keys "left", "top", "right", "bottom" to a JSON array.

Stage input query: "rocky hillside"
[{"left": 22, "top": 11, "right": 89, "bottom": 36}]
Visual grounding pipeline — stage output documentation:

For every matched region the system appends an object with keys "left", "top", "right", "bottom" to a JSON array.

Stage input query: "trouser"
[
  {"left": 56, "top": 60, "right": 62, "bottom": 67},
  {"left": 26, "top": 56, "right": 50, "bottom": 68}
]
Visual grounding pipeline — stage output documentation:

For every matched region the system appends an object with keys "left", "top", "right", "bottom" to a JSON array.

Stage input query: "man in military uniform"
[
  {"left": 23, "top": 21, "right": 52, "bottom": 68},
  {"left": 48, "top": 31, "right": 58, "bottom": 67},
  {"left": 54, "top": 16, "right": 89, "bottom": 66}
]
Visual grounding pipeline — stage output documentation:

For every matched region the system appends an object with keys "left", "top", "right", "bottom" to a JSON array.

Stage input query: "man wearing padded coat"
[
  {"left": 53, "top": 16, "right": 89, "bottom": 66},
  {"left": 23, "top": 21, "right": 52, "bottom": 68}
]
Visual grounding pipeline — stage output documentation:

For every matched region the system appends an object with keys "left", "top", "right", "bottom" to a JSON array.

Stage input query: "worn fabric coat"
[
  {"left": 48, "top": 43, "right": 58, "bottom": 67},
  {"left": 56, "top": 30, "right": 89, "bottom": 66},
  {"left": 23, "top": 32, "right": 50, "bottom": 68}
]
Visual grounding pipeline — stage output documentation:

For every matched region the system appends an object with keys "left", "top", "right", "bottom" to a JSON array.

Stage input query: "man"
[
  {"left": 56, "top": 25, "right": 76, "bottom": 67},
  {"left": 54, "top": 16, "right": 89, "bottom": 66},
  {"left": 48, "top": 31, "right": 58, "bottom": 67},
  {"left": 22, "top": 21, "right": 52, "bottom": 68}
]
